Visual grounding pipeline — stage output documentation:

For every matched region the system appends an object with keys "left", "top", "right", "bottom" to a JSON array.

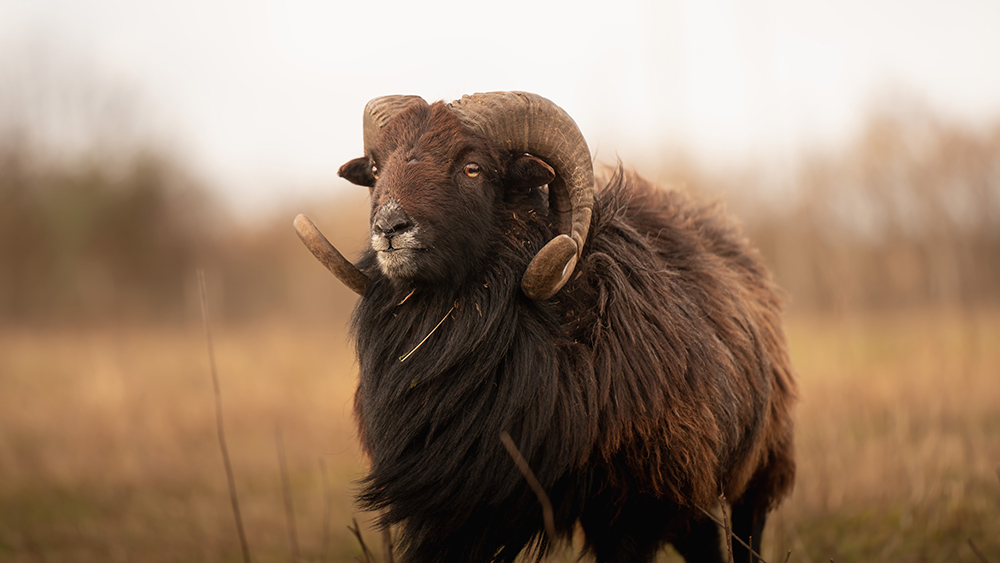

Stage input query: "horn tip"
[
  {"left": 293, "top": 214, "right": 317, "bottom": 240},
  {"left": 521, "top": 234, "right": 578, "bottom": 300}
]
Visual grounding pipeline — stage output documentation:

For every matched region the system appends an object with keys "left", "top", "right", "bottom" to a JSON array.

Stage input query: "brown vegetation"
[{"left": 0, "top": 309, "right": 996, "bottom": 561}]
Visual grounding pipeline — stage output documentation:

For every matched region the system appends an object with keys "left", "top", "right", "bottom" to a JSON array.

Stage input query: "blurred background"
[{"left": 1, "top": 0, "right": 997, "bottom": 561}]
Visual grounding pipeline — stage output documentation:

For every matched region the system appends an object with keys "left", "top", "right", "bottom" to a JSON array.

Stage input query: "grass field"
[{"left": 0, "top": 308, "right": 997, "bottom": 562}]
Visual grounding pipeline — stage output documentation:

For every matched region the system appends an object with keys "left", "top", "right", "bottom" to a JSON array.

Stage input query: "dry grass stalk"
[
  {"left": 397, "top": 288, "right": 416, "bottom": 306},
  {"left": 348, "top": 518, "right": 377, "bottom": 563},
  {"left": 319, "top": 458, "right": 333, "bottom": 563},
  {"left": 968, "top": 539, "right": 991, "bottom": 563},
  {"left": 718, "top": 493, "right": 736, "bottom": 563},
  {"left": 499, "top": 431, "right": 557, "bottom": 546},
  {"left": 198, "top": 269, "right": 252, "bottom": 563},
  {"left": 275, "top": 425, "right": 301, "bottom": 562},
  {"left": 381, "top": 520, "right": 394, "bottom": 563},
  {"left": 695, "top": 504, "right": 769, "bottom": 563},
  {"left": 398, "top": 305, "right": 454, "bottom": 362}
]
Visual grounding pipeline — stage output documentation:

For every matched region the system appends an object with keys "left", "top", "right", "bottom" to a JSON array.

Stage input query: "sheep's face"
[{"left": 339, "top": 101, "right": 555, "bottom": 287}]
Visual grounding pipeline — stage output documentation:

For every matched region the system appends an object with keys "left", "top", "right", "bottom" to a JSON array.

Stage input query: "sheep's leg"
[
  {"left": 730, "top": 444, "right": 794, "bottom": 563},
  {"left": 581, "top": 514, "right": 663, "bottom": 563},
  {"left": 393, "top": 508, "right": 540, "bottom": 563},
  {"left": 730, "top": 496, "right": 768, "bottom": 563},
  {"left": 671, "top": 515, "right": 727, "bottom": 563},
  {"left": 580, "top": 496, "right": 671, "bottom": 563}
]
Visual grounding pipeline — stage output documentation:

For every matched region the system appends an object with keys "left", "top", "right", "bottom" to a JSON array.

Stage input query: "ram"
[{"left": 295, "top": 91, "right": 796, "bottom": 563}]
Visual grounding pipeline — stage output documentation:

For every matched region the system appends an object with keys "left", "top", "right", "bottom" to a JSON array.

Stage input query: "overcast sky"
[{"left": 3, "top": 0, "right": 1000, "bottom": 214}]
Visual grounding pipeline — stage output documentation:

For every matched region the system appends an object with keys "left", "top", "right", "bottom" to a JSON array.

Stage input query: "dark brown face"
[{"left": 339, "top": 101, "right": 555, "bottom": 287}]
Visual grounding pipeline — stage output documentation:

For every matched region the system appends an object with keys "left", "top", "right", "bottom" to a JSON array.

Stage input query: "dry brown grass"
[
  {"left": 0, "top": 321, "right": 372, "bottom": 562},
  {"left": 771, "top": 307, "right": 1000, "bottom": 563},
  {"left": 0, "top": 308, "right": 997, "bottom": 562}
]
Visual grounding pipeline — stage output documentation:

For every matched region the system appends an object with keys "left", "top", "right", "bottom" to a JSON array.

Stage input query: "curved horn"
[
  {"left": 294, "top": 97, "right": 425, "bottom": 295},
  {"left": 363, "top": 95, "right": 427, "bottom": 156},
  {"left": 294, "top": 214, "right": 368, "bottom": 295},
  {"left": 449, "top": 91, "right": 594, "bottom": 300}
]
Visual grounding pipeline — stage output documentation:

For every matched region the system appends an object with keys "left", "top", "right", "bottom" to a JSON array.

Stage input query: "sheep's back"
[{"left": 563, "top": 170, "right": 796, "bottom": 507}]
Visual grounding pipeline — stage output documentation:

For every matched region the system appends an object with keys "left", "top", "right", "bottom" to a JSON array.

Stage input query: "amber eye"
[
  {"left": 464, "top": 163, "right": 481, "bottom": 178},
  {"left": 371, "top": 164, "right": 379, "bottom": 179}
]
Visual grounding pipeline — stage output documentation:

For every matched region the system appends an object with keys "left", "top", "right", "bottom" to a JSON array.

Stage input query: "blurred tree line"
[
  {"left": 0, "top": 131, "right": 382, "bottom": 326},
  {"left": 652, "top": 98, "right": 1000, "bottom": 314},
  {"left": 0, "top": 142, "right": 204, "bottom": 323},
  {"left": 750, "top": 101, "right": 1000, "bottom": 313},
  {"left": 0, "top": 137, "right": 367, "bottom": 326},
  {"left": 0, "top": 50, "right": 997, "bottom": 325},
  {"left": 0, "top": 47, "right": 359, "bottom": 326}
]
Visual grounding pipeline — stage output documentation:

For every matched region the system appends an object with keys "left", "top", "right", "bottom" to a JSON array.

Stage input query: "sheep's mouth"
[
  {"left": 377, "top": 250, "right": 419, "bottom": 278},
  {"left": 374, "top": 241, "right": 427, "bottom": 278},
  {"left": 373, "top": 241, "right": 426, "bottom": 255},
  {"left": 370, "top": 227, "right": 424, "bottom": 252},
  {"left": 379, "top": 243, "right": 426, "bottom": 253},
  {"left": 377, "top": 246, "right": 425, "bottom": 260}
]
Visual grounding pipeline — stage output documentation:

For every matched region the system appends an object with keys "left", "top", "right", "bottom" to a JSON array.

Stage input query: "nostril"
[
  {"left": 376, "top": 216, "right": 412, "bottom": 236},
  {"left": 373, "top": 203, "right": 415, "bottom": 238},
  {"left": 387, "top": 218, "right": 412, "bottom": 235}
]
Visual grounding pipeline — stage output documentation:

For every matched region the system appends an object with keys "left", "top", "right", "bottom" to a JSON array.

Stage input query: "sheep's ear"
[
  {"left": 507, "top": 154, "right": 556, "bottom": 190},
  {"left": 338, "top": 157, "right": 376, "bottom": 187}
]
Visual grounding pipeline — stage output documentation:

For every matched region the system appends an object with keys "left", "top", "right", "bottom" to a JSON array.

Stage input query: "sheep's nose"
[
  {"left": 375, "top": 216, "right": 412, "bottom": 236},
  {"left": 373, "top": 203, "right": 414, "bottom": 236}
]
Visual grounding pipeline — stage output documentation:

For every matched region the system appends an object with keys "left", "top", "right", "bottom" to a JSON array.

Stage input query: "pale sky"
[{"left": 3, "top": 0, "right": 1000, "bottom": 214}]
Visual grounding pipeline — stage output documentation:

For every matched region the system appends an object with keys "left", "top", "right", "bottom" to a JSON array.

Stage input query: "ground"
[{"left": 0, "top": 307, "right": 997, "bottom": 562}]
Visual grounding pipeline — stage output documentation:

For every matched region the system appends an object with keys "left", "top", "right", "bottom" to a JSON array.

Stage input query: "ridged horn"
[
  {"left": 449, "top": 91, "right": 594, "bottom": 300},
  {"left": 363, "top": 95, "right": 427, "bottom": 156},
  {"left": 294, "top": 214, "right": 368, "bottom": 295},
  {"left": 294, "top": 97, "right": 425, "bottom": 295}
]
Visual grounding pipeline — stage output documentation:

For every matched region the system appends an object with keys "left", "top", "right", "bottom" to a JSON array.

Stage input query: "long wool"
[{"left": 350, "top": 167, "right": 795, "bottom": 561}]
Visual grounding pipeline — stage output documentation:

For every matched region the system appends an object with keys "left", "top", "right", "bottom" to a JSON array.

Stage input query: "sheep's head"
[{"left": 296, "top": 91, "right": 594, "bottom": 300}]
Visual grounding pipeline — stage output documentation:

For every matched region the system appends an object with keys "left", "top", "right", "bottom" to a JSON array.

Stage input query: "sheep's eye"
[
  {"left": 464, "top": 163, "right": 481, "bottom": 178},
  {"left": 371, "top": 164, "right": 379, "bottom": 179}
]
